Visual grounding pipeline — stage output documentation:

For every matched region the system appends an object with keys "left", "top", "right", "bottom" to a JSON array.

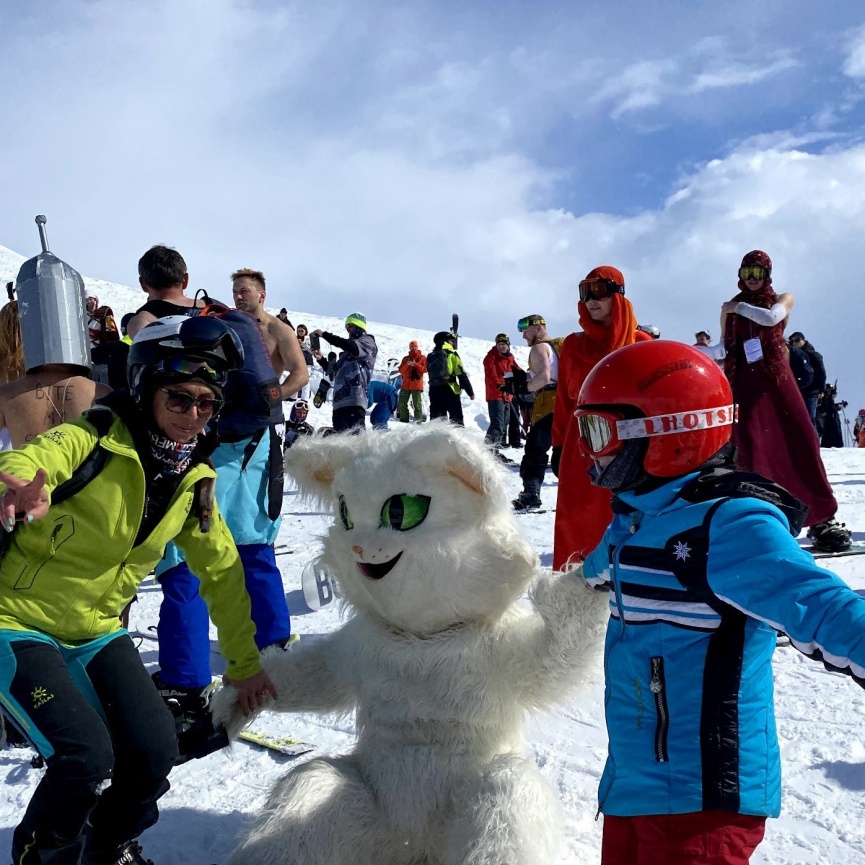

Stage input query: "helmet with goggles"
[
  {"left": 127, "top": 315, "right": 245, "bottom": 405},
  {"left": 576, "top": 341, "right": 735, "bottom": 483}
]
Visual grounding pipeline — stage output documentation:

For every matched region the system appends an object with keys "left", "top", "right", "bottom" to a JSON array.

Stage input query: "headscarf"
[
  {"left": 723, "top": 250, "right": 789, "bottom": 386},
  {"left": 572, "top": 292, "right": 642, "bottom": 366}
]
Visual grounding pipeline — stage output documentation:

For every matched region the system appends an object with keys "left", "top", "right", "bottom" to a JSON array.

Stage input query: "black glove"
[{"left": 551, "top": 446, "right": 562, "bottom": 478}]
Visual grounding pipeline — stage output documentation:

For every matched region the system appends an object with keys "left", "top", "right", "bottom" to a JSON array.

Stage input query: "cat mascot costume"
[{"left": 212, "top": 422, "right": 608, "bottom": 865}]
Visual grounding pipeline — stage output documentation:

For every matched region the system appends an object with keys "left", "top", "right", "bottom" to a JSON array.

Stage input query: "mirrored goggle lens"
[
  {"left": 517, "top": 318, "right": 530, "bottom": 332},
  {"left": 579, "top": 279, "right": 622, "bottom": 302},
  {"left": 156, "top": 357, "right": 220, "bottom": 381},
  {"left": 578, "top": 414, "right": 613, "bottom": 453},
  {"left": 738, "top": 266, "right": 768, "bottom": 281}
]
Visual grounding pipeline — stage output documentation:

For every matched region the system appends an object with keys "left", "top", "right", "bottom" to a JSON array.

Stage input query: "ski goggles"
[
  {"left": 160, "top": 387, "right": 224, "bottom": 416},
  {"left": 294, "top": 399, "right": 309, "bottom": 411},
  {"left": 738, "top": 265, "right": 769, "bottom": 281},
  {"left": 575, "top": 404, "right": 738, "bottom": 457},
  {"left": 517, "top": 315, "right": 545, "bottom": 333},
  {"left": 578, "top": 277, "right": 625, "bottom": 302},
  {"left": 155, "top": 357, "right": 222, "bottom": 382}
]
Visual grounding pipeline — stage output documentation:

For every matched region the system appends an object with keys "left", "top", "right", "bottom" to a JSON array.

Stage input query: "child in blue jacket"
[{"left": 575, "top": 339, "right": 865, "bottom": 865}]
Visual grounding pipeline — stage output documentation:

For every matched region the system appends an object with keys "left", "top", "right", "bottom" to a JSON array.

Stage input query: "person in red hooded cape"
[
  {"left": 551, "top": 266, "right": 651, "bottom": 570},
  {"left": 721, "top": 250, "right": 850, "bottom": 552}
]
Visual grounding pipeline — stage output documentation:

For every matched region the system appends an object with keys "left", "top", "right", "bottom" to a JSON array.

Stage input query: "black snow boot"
[
  {"left": 807, "top": 518, "right": 852, "bottom": 552},
  {"left": 150, "top": 671, "right": 215, "bottom": 731},
  {"left": 90, "top": 840, "right": 154, "bottom": 865},
  {"left": 512, "top": 478, "right": 542, "bottom": 511}
]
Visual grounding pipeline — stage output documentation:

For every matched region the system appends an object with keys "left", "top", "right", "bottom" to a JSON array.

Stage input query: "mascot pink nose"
[{"left": 352, "top": 545, "right": 364, "bottom": 556}]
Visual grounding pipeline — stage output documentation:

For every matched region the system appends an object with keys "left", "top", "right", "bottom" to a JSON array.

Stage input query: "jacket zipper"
[{"left": 650, "top": 656, "right": 670, "bottom": 763}]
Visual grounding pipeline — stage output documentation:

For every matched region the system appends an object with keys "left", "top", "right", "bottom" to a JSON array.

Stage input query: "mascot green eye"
[
  {"left": 379, "top": 494, "right": 431, "bottom": 531},
  {"left": 338, "top": 495, "right": 354, "bottom": 530}
]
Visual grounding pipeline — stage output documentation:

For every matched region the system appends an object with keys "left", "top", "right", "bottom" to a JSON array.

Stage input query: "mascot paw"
[{"left": 210, "top": 684, "right": 259, "bottom": 740}]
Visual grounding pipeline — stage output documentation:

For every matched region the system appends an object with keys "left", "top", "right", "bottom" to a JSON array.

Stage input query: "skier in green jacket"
[{"left": 0, "top": 316, "right": 277, "bottom": 865}]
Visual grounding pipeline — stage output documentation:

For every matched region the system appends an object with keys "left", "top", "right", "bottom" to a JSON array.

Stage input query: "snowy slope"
[{"left": 3, "top": 244, "right": 865, "bottom": 863}]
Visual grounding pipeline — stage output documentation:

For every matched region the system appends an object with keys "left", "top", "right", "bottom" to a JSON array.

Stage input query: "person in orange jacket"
[
  {"left": 482, "top": 333, "right": 522, "bottom": 457},
  {"left": 397, "top": 340, "right": 427, "bottom": 423},
  {"left": 551, "top": 266, "right": 651, "bottom": 571}
]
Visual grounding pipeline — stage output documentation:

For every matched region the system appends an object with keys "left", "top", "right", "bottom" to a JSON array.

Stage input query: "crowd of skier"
[{"left": 0, "top": 234, "right": 863, "bottom": 864}]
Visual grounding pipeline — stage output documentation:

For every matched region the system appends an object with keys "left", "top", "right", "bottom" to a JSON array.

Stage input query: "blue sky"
[{"left": 2, "top": 1, "right": 865, "bottom": 409}]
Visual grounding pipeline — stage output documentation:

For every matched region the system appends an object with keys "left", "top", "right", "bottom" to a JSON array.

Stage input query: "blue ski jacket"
[{"left": 582, "top": 471, "right": 865, "bottom": 818}]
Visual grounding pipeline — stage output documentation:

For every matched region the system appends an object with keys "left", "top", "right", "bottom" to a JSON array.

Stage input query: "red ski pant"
[{"left": 601, "top": 811, "right": 766, "bottom": 865}]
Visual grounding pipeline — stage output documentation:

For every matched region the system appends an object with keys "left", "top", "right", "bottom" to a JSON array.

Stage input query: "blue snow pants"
[{"left": 155, "top": 429, "right": 290, "bottom": 688}]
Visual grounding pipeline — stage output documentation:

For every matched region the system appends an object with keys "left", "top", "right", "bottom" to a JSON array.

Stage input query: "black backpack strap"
[
  {"left": 241, "top": 428, "right": 267, "bottom": 472},
  {"left": 676, "top": 466, "right": 808, "bottom": 537},
  {"left": 51, "top": 407, "right": 115, "bottom": 507}
]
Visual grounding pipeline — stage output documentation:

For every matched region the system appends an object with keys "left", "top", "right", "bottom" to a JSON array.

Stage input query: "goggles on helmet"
[
  {"left": 154, "top": 356, "right": 221, "bottom": 382},
  {"left": 294, "top": 399, "right": 309, "bottom": 411},
  {"left": 575, "top": 404, "right": 738, "bottom": 458},
  {"left": 578, "top": 277, "right": 625, "bottom": 303},
  {"left": 738, "top": 265, "right": 768, "bottom": 281}
]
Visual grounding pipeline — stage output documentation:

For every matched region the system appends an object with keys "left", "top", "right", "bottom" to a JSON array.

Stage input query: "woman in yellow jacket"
[{"left": 0, "top": 316, "right": 276, "bottom": 865}]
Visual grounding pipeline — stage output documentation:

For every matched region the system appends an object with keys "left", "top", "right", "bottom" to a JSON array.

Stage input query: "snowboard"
[
  {"left": 301, "top": 560, "right": 338, "bottom": 611},
  {"left": 805, "top": 541, "right": 865, "bottom": 560},
  {"left": 451, "top": 313, "right": 459, "bottom": 350},
  {"left": 238, "top": 730, "right": 314, "bottom": 758}
]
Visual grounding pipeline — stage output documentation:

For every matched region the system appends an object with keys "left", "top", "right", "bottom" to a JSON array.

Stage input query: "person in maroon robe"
[{"left": 721, "top": 250, "right": 850, "bottom": 552}]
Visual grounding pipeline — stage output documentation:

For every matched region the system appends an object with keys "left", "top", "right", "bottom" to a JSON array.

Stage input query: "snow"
[{"left": 3, "top": 246, "right": 865, "bottom": 862}]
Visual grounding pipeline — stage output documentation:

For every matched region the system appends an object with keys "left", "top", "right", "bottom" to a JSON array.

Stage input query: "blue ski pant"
[{"left": 156, "top": 543, "right": 290, "bottom": 689}]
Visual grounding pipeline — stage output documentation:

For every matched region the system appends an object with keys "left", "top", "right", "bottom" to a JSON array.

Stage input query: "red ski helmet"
[{"left": 576, "top": 341, "right": 735, "bottom": 477}]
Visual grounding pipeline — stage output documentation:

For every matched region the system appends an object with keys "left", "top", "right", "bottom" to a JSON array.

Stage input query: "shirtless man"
[
  {"left": 0, "top": 370, "right": 111, "bottom": 448},
  {"left": 126, "top": 245, "right": 209, "bottom": 339},
  {"left": 230, "top": 268, "right": 308, "bottom": 399}
]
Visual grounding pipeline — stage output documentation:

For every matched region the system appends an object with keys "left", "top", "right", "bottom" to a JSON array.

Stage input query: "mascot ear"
[
  {"left": 404, "top": 424, "right": 505, "bottom": 500},
  {"left": 285, "top": 434, "right": 360, "bottom": 500}
]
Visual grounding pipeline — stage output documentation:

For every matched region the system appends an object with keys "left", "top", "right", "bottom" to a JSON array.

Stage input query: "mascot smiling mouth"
[{"left": 357, "top": 551, "right": 403, "bottom": 580}]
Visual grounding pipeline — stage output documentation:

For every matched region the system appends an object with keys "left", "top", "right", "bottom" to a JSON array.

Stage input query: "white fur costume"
[{"left": 212, "top": 422, "right": 608, "bottom": 865}]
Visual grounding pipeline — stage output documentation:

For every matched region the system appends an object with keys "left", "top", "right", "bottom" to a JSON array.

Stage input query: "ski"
[
  {"left": 451, "top": 313, "right": 459, "bottom": 350},
  {"left": 238, "top": 730, "right": 314, "bottom": 758}
]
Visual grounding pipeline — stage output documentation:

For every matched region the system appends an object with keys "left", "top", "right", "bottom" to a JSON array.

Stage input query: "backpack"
[
  {"left": 208, "top": 309, "right": 284, "bottom": 440},
  {"left": 426, "top": 348, "right": 452, "bottom": 387}
]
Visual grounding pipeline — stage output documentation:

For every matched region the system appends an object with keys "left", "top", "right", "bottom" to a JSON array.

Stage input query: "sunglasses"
[
  {"left": 155, "top": 357, "right": 221, "bottom": 382},
  {"left": 578, "top": 278, "right": 625, "bottom": 303},
  {"left": 160, "top": 387, "right": 224, "bottom": 416},
  {"left": 738, "top": 265, "right": 768, "bottom": 281}
]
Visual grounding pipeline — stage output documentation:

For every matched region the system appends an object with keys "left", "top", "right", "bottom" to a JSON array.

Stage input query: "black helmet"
[
  {"left": 127, "top": 315, "right": 244, "bottom": 404},
  {"left": 433, "top": 330, "right": 455, "bottom": 348}
]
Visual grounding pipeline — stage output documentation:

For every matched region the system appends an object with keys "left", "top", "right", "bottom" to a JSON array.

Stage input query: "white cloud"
[{"left": 843, "top": 24, "right": 865, "bottom": 80}]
